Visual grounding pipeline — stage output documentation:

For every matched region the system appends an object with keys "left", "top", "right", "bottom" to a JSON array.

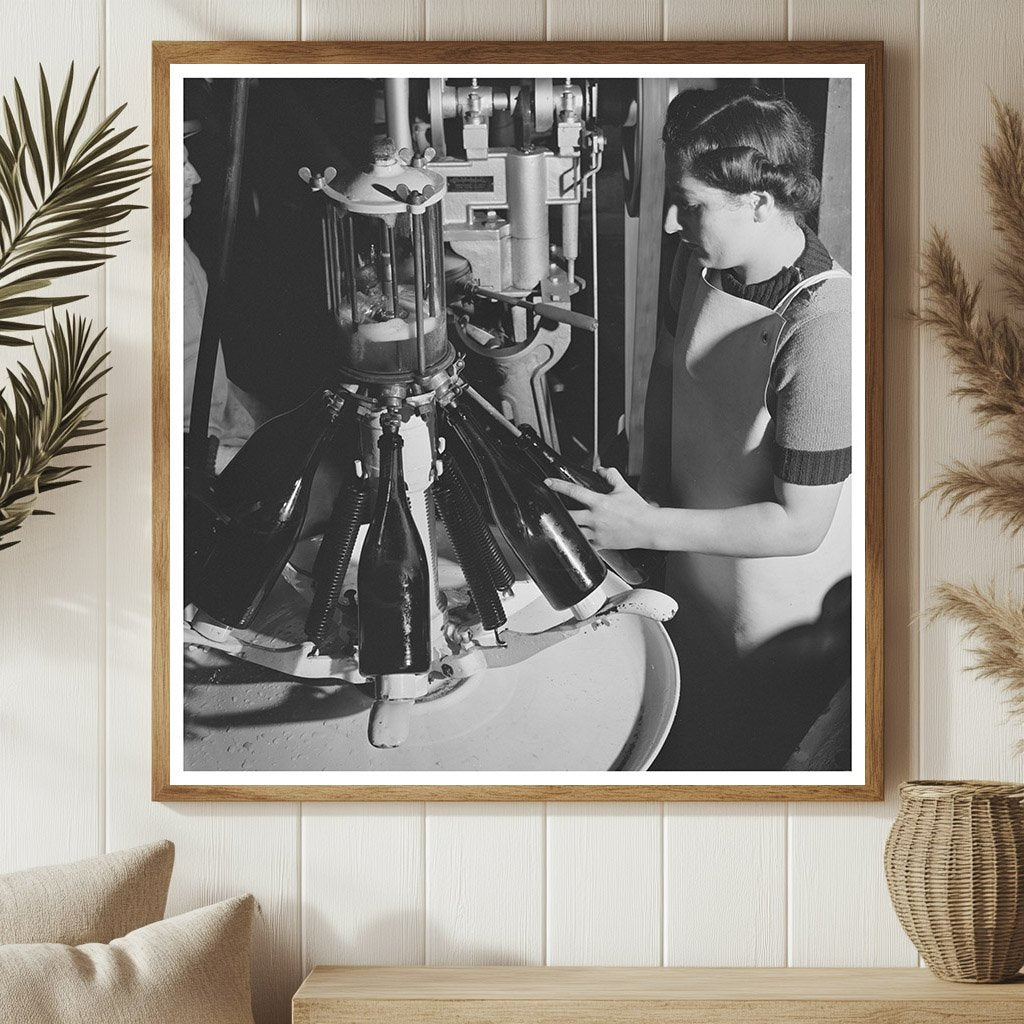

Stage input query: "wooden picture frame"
[{"left": 153, "top": 41, "right": 883, "bottom": 801}]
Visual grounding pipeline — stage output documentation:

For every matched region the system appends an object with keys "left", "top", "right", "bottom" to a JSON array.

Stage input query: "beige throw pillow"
[
  {"left": 0, "top": 840, "right": 174, "bottom": 945},
  {"left": 0, "top": 893, "right": 256, "bottom": 1024}
]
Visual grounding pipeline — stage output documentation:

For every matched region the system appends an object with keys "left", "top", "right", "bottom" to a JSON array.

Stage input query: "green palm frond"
[
  {"left": 0, "top": 312, "right": 109, "bottom": 549},
  {"left": 0, "top": 64, "right": 149, "bottom": 346}
]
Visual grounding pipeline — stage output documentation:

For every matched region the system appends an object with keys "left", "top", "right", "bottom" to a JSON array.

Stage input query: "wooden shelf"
[{"left": 293, "top": 966, "right": 1024, "bottom": 1023}]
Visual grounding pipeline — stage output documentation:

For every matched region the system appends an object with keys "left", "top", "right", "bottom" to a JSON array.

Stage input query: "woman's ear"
[{"left": 751, "top": 189, "right": 775, "bottom": 222}]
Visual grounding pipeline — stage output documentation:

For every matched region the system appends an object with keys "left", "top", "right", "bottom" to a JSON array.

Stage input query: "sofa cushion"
[
  {"left": 0, "top": 840, "right": 174, "bottom": 945},
  {"left": 0, "top": 893, "right": 256, "bottom": 1024}
]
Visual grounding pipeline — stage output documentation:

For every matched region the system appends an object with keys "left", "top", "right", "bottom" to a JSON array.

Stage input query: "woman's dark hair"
[{"left": 662, "top": 85, "right": 821, "bottom": 214}]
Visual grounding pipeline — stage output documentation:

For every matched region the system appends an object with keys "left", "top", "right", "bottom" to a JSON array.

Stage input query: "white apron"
[
  {"left": 664, "top": 259, "right": 852, "bottom": 655},
  {"left": 183, "top": 239, "right": 256, "bottom": 453}
]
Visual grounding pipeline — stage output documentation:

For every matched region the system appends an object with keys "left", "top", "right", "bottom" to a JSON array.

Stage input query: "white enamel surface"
[{"left": 182, "top": 552, "right": 679, "bottom": 772}]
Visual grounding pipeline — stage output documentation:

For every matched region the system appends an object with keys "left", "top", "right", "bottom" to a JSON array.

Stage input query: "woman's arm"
[{"left": 546, "top": 469, "right": 843, "bottom": 558}]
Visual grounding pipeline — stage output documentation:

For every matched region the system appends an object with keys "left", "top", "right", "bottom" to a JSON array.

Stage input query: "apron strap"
[
  {"left": 762, "top": 266, "right": 851, "bottom": 411},
  {"left": 772, "top": 266, "right": 850, "bottom": 316}
]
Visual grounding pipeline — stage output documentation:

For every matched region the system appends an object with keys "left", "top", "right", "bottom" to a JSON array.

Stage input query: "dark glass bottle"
[
  {"left": 444, "top": 399, "right": 606, "bottom": 612},
  {"left": 357, "top": 422, "right": 432, "bottom": 677},
  {"left": 189, "top": 389, "right": 346, "bottom": 628},
  {"left": 511, "top": 424, "right": 655, "bottom": 586}
]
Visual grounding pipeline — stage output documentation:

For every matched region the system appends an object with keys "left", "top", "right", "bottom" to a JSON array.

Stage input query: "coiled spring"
[
  {"left": 434, "top": 450, "right": 513, "bottom": 632},
  {"left": 305, "top": 473, "right": 372, "bottom": 649}
]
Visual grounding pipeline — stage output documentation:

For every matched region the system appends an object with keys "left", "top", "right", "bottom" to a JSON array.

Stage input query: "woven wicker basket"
[{"left": 884, "top": 780, "right": 1024, "bottom": 982}]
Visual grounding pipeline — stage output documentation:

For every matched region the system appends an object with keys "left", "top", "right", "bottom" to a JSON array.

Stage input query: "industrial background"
[{"left": 1, "top": 2, "right": 1021, "bottom": 1022}]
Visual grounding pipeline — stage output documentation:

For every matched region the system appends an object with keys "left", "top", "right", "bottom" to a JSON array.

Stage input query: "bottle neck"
[
  {"left": 515, "top": 424, "right": 560, "bottom": 473},
  {"left": 517, "top": 423, "right": 606, "bottom": 493},
  {"left": 447, "top": 404, "right": 502, "bottom": 479},
  {"left": 372, "top": 426, "right": 408, "bottom": 541}
]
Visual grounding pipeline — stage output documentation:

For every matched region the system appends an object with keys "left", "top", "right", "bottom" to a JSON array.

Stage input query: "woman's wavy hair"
[{"left": 662, "top": 85, "right": 821, "bottom": 214}]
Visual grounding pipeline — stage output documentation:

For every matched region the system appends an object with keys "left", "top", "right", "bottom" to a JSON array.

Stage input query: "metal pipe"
[
  {"left": 562, "top": 200, "right": 579, "bottom": 284},
  {"left": 330, "top": 211, "right": 344, "bottom": 318},
  {"left": 387, "top": 222, "right": 400, "bottom": 317},
  {"left": 470, "top": 285, "right": 597, "bottom": 333},
  {"left": 378, "top": 218, "right": 392, "bottom": 315},
  {"left": 384, "top": 78, "right": 414, "bottom": 156},
  {"left": 345, "top": 214, "right": 358, "bottom": 324},
  {"left": 426, "top": 203, "right": 441, "bottom": 317},
  {"left": 321, "top": 215, "right": 333, "bottom": 312},
  {"left": 463, "top": 385, "right": 521, "bottom": 437},
  {"left": 506, "top": 150, "right": 549, "bottom": 290},
  {"left": 411, "top": 210, "right": 427, "bottom": 376},
  {"left": 326, "top": 208, "right": 337, "bottom": 311}
]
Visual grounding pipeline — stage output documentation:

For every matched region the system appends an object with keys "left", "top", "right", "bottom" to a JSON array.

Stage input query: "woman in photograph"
[{"left": 547, "top": 85, "right": 853, "bottom": 770}]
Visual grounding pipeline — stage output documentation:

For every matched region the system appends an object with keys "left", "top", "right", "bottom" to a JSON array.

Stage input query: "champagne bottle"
[
  {"left": 189, "top": 388, "right": 346, "bottom": 628},
  {"left": 511, "top": 424, "right": 655, "bottom": 586},
  {"left": 443, "top": 399, "right": 606, "bottom": 613},
  {"left": 357, "top": 421, "right": 432, "bottom": 677}
]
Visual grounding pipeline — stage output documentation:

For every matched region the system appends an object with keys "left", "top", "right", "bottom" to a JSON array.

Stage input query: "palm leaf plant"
[
  {"left": 0, "top": 314, "right": 110, "bottom": 551},
  {"left": 0, "top": 65, "right": 147, "bottom": 548},
  {"left": 919, "top": 97, "right": 1024, "bottom": 740}
]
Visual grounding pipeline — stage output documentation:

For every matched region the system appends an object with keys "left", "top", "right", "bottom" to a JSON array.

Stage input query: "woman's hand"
[{"left": 545, "top": 467, "right": 654, "bottom": 550}]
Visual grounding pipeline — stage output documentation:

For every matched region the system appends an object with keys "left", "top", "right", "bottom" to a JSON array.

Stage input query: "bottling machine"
[{"left": 183, "top": 77, "right": 676, "bottom": 753}]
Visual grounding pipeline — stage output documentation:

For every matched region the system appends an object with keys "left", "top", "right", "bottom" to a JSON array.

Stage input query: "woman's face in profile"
[
  {"left": 183, "top": 144, "right": 200, "bottom": 219},
  {"left": 663, "top": 164, "right": 758, "bottom": 272}
]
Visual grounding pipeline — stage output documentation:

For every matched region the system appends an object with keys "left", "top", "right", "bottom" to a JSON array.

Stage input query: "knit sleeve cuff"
[{"left": 773, "top": 445, "right": 852, "bottom": 485}]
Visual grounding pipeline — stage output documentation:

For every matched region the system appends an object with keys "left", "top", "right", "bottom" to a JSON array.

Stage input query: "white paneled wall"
[{"left": 3, "top": 2, "right": 1022, "bottom": 1022}]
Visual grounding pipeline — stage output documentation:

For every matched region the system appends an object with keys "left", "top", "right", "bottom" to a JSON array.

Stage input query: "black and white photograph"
[{"left": 159, "top": 49, "right": 880, "bottom": 797}]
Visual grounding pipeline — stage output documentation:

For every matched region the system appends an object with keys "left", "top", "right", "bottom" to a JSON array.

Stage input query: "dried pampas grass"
[
  {"left": 919, "top": 98, "right": 1024, "bottom": 736},
  {"left": 931, "top": 584, "right": 1024, "bottom": 719}
]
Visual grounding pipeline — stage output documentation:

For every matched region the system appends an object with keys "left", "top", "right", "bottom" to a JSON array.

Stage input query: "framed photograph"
[{"left": 153, "top": 41, "right": 883, "bottom": 801}]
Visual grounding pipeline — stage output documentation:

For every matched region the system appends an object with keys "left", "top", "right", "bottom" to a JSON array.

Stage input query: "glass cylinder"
[{"left": 324, "top": 200, "right": 448, "bottom": 380}]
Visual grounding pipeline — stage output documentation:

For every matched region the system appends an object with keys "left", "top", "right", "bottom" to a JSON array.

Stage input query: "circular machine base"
[{"left": 183, "top": 536, "right": 679, "bottom": 773}]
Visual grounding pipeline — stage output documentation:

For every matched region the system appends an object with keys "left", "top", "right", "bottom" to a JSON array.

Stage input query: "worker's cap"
[{"left": 184, "top": 118, "right": 201, "bottom": 138}]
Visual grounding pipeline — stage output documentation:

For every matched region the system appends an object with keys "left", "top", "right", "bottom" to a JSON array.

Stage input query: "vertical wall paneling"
[
  {"left": 663, "top": 1, "right": 787, "bottom": 40},
  {"left": 547, "top": 1, "right": 662, "bottom": 40},
  {"left": 664, "top": 805, "right": 786, "bottom": 966},
  {"left": 787, "top": 0, "right": 921, "bottom": 968},
  {"left": 427, "top": 0, "right": 544, "bottom": 41},
  {"left": 546, "top": 804, "right": 662, "bottom": 964},
  {"left": 0, "top": 2, "right": 107, "bottom": 874},
  {"left": 424, "top": 803, "right": 545, "bottom": 964},
  {"left": 103, "top": 4, "right": 302, "bottom": 1022},
  {"left": 302, "top": 805, "right": 426, "bottom": 969},
  {"left": 301, "top": 0, "right": 425, "bottom": 40},
  {"left": 918, "top": 0, "right": 1024, "bottom": 780}
]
